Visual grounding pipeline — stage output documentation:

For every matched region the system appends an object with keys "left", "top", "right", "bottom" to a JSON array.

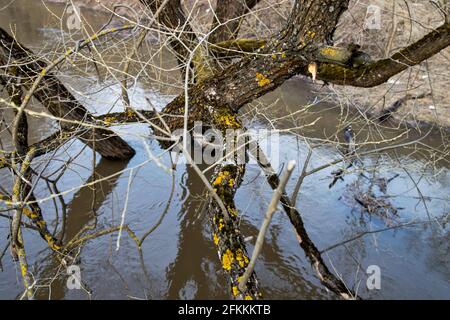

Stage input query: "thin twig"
[{"left": 238, "top": 160, "right": 296, "bottom": 292}]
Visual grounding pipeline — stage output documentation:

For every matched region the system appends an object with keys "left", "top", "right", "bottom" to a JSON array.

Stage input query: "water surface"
[{"left": 0, "top": 0, "right": 449, "bottom": 300}]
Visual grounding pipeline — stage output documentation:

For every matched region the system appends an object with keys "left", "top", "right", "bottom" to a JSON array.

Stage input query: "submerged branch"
[{"left": 249, "top": 144, "right": 358, "bottom": 299}]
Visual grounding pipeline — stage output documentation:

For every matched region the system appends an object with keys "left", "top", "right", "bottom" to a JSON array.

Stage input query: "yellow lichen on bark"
[
  {"left": 317, "top": 46, "right": 353, "bottom": 65},
  {"left": 307, "top": 31, "right": 316, "bottom": 38},
  {"left": 126, "top": 109, "right": 135, "bottom": 118},
  {"left": 215, "top": 113, "right": 241, "bottom": 129},
  {"left": 227, "top": 206, "right": 238, "bottom": 217},
  {"left": 23, "top": 208, "right": 62, "bottom": 251},
  {"left": 256, "top": 72, "right": 271, "bottom": 87},
  {"left": 235, "top": 249, "right": 250, "bottom": 268},
  {"left": 222, "top": 249, "right": 234, "bottom": 271},
  {"left": 218, "top": 218, "right": 225, "bottom": 231},
  {"left": 213, "top": 170, "right": 230, "bottom": 186},
  {"left": 213, "top": 233, "right": 220, "bottom": 245}
]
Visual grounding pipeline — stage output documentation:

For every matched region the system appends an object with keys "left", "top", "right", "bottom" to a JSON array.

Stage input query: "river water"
[{"left": 0, "top": 0, "right": 449, "bottom": 299}]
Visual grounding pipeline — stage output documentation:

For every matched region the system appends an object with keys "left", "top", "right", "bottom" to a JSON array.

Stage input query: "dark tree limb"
[
  {"left": 22, "top": 203, "right": 62, "bottom": 252},
  {"left": 0, "top": 129, "right": 82, "bottom": 169},
  {"left": 0, "top": 109, "right": 161, "bottom": 169},
  {"left": 209, "top": 21, "right": 450, "bottom": 86},
  {"left": 0, "top": 27, "right": 135, "bottom": 160},
  {"left": 3, "top": 66, "right": 28, "bottom": 156},
  {"left": 268, "top": 173, "right": 357, "bottom": 299},
  {"left": 316, "top": 23, "right": 450, "bottom": 87},
  {"left": 209, "top": 0, "right": 261, "bottom": 44},
  {"left": 248, "top": 144, "right": 358, "bottom": 299}
]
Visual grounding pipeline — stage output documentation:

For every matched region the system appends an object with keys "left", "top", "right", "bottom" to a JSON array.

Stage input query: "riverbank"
[{"left": 47, "top": 0, "right": 450, "bottom": 128}]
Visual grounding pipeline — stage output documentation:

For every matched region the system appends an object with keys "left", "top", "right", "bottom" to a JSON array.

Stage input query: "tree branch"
[
  {"left": 139, "top": 0, "right": 197, "bottom": 70},
  {"left": 316, "top": 23, "right": 450, "bottom": 87},
  {"left": 209, "top": 0, "right": 261, "bottom": 44}
]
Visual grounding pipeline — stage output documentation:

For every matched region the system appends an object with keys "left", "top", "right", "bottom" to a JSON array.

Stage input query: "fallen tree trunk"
[{"left": 0, "top": 27, "right": 135, "bottom": 160}]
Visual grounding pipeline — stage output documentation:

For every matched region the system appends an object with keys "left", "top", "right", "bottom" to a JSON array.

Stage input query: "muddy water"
[{"left": 0, "top": 0, "right": 449, "bottom": 300}]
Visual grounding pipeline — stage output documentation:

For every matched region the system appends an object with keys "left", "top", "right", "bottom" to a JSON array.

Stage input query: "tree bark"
[
  {"left": 151, "top": 0, "right": 349, "bottom": 134},
  {"left": 151, "top": 2, "right": 450, "bottom": 137}
]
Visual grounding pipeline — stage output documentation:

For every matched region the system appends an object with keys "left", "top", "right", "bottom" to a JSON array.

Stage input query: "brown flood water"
[{"left": 0, "top": 0, "right": 449, "bottom": 299}]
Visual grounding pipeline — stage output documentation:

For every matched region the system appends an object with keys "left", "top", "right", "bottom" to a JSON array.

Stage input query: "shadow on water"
[{"left": 33, "top": 157, "right": 130, "bottom": 299}]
